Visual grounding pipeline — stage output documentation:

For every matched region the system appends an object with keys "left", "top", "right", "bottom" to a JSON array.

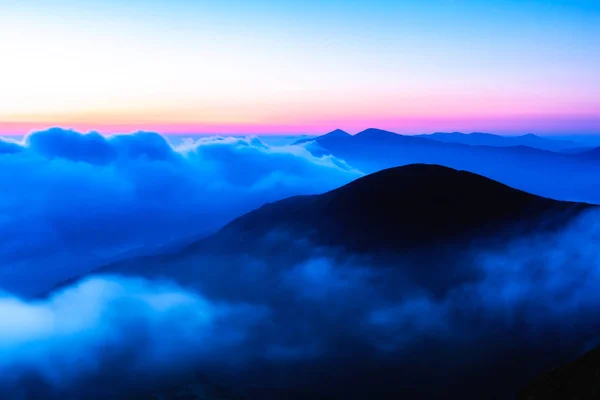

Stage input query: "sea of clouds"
[
  {"left": 2, "top": 129, "right": 600, "bottom": 399},
  {"left": 1, "top": 209, "right": 600, "bottom": 399},
  {"left": 0, "top": 128, "right": 361, "bottom": 295}
]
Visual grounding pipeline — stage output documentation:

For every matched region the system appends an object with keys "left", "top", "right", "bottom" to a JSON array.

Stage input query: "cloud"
[
  {"left": 200, "top": 209, "right": 600, "bottom": 397},
  {"left": 283, "top": 257, "right": 372, "bottom": 301},
  {"left": 0, "top": 275, "right": 267, "bottom": 399},
  {"left": 0, "top": 128, "right": 362, "bottom": 295},
  {"left": 2, "top": 210, "right": 600, "bottom": 398},
  {"left": 348, "top": 208, "right": 600, "bottom": 342},
  {"left": 4, "top": 128, "right": 600, "bottom": 398}
]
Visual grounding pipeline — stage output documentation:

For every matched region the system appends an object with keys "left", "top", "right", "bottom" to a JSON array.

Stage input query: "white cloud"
[{"left": 0, "top": 128, "right": 362, "bottom": 295}]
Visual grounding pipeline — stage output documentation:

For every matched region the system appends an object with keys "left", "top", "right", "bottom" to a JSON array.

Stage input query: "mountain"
[
  {"left": 51, "top": 164, "right": 595, "bottom": 400},
  {"left": 417, "top": 132, "right": 582, "bottom": 152},
  {"left": 293, "top": 127, "right": 600, "bottom": 204},
  {"left": 298, "top": 128, "right": 569, "bottom": 159},
  {"left": 293, "top": 129, "right": 350, "bottom": 145},
  {"left": 574, "top": 146, "right": 600, "bottom": 160},
  {"left": 297, "top": 129, "right": 581, "bottom": 152},
  {"left": 199, "top": 163, "right": 588, "bottom": 254},
  {"left": 81, "top": 164, "right": 591, "bottom": 295},
  {"left": 353, "top": 127, "right": 402, "bottom": 141},
  {"left": 519, "top": 344, "right": 600, "bottom": 400}
]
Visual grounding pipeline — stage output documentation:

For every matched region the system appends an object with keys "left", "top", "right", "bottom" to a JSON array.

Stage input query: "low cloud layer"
[
  {"left": 3, "top": 128, "right": 600, "bottom": 398},
  {"left": 0, "top": 275, "right": 267, "bottom": 399},
  {"left": 0, "top": 128, "right": 361, "bottom": 295},
  {"left": 1, "top": 211, "right": 600, "bottom": 398}
]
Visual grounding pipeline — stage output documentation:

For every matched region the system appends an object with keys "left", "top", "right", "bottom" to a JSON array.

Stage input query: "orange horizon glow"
[
  {"left": 2, "top": 0, "right": 598, "bottom": 136},
  {"left": 2, "top": 112, "right": 599, "bottom": 137}
]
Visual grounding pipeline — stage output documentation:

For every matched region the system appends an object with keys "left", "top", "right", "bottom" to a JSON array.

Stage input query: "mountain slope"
[
  {"left": 205, "top": 163, "right": 588, "bottom": 254},
  {"left": 50, "top": 164, "right": 596, "bottom": 400},
  {"left": 519, "top": 344, "right": 600, "bottom": 400},
  {"left": 293, "top": 129, "right": 350, "bottom": 145},
  {"left": 90, "top": 164, "right": 591, "bottom": 289},
  {"left": 417, "top": 132, "right": 581, "bottom": 152},
  {"left": 294, "top": 127, "right": 600, "bottom": 204},
  {"left": 574, "top": 146, "right": 600, "bottom": 160}
]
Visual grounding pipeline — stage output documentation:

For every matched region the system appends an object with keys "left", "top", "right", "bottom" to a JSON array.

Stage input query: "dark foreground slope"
[
  {"left": 48, "top": 164, "right": 596, "bottom": 400},
  {"left": 519, "top": 344, "right": 600, "bottom": 400}
]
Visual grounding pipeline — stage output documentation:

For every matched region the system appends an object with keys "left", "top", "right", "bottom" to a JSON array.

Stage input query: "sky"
[{"left": 0, "top": 0, "right": 599, "bottom": 135}]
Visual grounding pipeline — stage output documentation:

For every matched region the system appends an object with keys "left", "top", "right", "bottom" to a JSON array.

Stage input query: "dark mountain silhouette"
[
  {"left": 417, "top": 131, "right": 582, "bottom": 152},
  {"left": 293, "top": 127, "right": 600, "bottom": 204},
  {"left": 201, "top": 163, "right": 589, "bottom": 254},
  {"left": 77, "top": 164, "right": 591, "bottom": 291},
  {"left": 49, "top": 164, "right": 595, "bottom": 400},
  {"left": 519, "top": 344, "right": 600, "bottom": 400}
]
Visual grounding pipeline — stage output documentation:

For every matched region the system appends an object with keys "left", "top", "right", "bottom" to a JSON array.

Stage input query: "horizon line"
[{"left": 2, "top": 127, "right": 600, "bottom": 138}]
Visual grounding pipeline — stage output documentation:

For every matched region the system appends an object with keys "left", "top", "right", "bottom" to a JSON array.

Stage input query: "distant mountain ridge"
[
  {"left": 573, "top": 146, "right": 600, "bottom": 160},
  {"left": 295, "top": 129, "right": 586, "bottom": 152},
  {"left": 291, "top": 128, "right": 600, "bottom": 204},
  {"left": 417, "top": 131, "right": 583, "bottom": 152}
]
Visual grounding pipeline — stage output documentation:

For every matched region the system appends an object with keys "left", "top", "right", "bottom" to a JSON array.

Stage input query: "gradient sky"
[{"left": 1, "top": 0, "right": 599, "bottom": 135}]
